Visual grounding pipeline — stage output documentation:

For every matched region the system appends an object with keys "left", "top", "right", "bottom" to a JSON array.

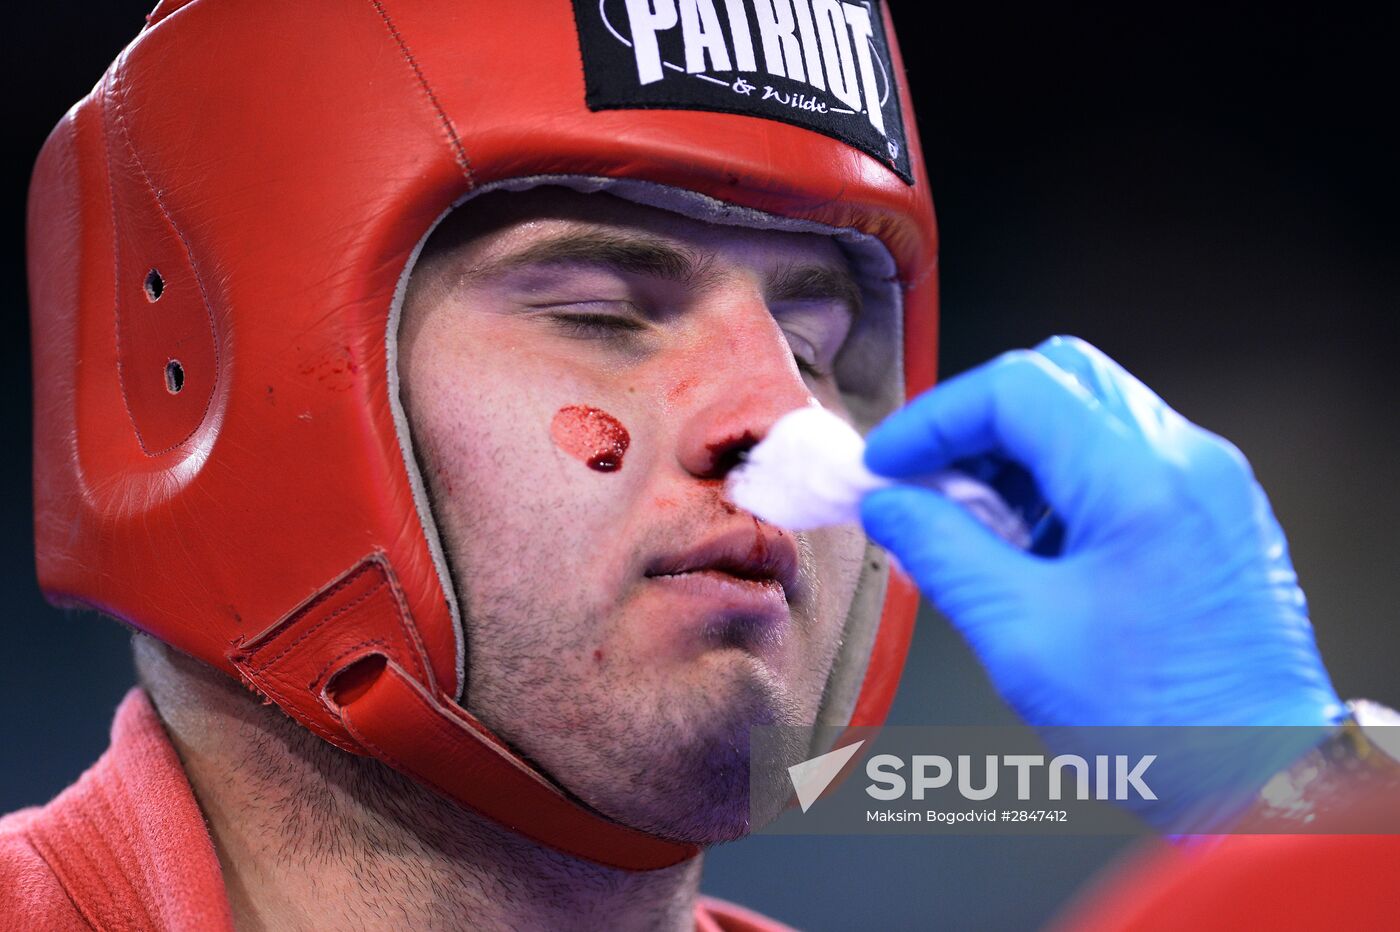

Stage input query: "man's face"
[{"left": 398, "top": 189, "right": 870, "bottom": 843}]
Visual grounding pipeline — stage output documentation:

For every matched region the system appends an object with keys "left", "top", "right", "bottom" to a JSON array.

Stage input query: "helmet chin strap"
[{"left": 228, "top": 552, "right": 698, "bottom": 871}]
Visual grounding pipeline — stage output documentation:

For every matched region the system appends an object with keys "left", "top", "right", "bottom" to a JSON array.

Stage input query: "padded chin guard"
[{"left": 28, "top": 0, "right": 936, "bottom": 869}]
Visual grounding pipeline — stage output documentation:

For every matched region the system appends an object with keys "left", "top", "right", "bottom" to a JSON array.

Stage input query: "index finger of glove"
[
  {"left": 1033, "top": 335, "right": 1180, "bottom": 447},
  {"left": 864, "top": 349, "right": 1136, "bottom": 511}
]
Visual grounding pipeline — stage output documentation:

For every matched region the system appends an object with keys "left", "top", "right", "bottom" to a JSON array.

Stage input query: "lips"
[{"left": 644, "top": 524, "right": 801, "bottom": 601}]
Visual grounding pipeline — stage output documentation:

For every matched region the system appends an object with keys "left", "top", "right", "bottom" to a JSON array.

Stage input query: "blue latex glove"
[{"left": 860, "top": 337, "right": 1345, "bottom": 828}]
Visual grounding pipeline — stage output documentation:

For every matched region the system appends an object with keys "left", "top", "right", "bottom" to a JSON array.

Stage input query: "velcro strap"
[{"left": 228, "top": 553, "right": 433, "bottom": 752}]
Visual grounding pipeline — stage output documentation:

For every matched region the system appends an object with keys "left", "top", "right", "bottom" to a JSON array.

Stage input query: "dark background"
[{"left": 3, "top": 3, "right": 1396, "bottom": 929}]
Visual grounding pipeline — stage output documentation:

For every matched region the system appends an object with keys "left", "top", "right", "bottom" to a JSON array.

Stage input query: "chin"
[{"left": 577, "top": 656, "right": 812, "bottom": 846}]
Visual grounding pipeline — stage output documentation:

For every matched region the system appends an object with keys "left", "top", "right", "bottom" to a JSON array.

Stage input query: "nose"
[{"left": 674, "top": 306, "right": 816, "bottom": 481}]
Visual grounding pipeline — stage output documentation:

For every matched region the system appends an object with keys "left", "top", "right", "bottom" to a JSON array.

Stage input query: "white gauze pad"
[{"left": 726, "top": 406, "right": 1031, "bottom": 548}]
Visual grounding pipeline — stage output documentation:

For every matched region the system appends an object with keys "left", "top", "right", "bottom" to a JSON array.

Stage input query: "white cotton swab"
[{"left": 725, "top": 406, "right": 1031, "bottom": 548}]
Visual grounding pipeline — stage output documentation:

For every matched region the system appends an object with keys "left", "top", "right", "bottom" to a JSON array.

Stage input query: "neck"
[{"left": 133, "top": 637, "right": 703, "bottom": 932}]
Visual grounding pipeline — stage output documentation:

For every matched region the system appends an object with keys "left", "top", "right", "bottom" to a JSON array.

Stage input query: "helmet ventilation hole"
[
  {"left": 165, "top": 359, "right": 185, "bottom": 394},
  {"left": 144, "top": 268, "right": 164, "bottom": 302}
]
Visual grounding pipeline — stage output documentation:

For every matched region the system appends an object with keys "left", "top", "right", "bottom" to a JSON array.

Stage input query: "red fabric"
[
  {"left": 0, "top": 689, "right": 788, "bottom": 931},
  {"left": 1053, "top": 833, "right": 1400, "bottom": 931},
  {"left": 698, "top": 895, "right": 800, "bottom": 932},
  {"left": 0, "top": 689, "right": 233, "bottom": 932}
]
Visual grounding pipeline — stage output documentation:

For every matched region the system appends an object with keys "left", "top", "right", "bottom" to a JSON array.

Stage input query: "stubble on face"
[{"left": 399, "top": 189, "right": 870, "bottom": 843}]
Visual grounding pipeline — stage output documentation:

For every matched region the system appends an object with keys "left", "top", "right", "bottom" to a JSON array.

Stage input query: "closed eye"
[
  {"left": 532, "top": 302, "right": 650, "bottom": 338},
  {"left": 551, "top": 314, "right": 647, "bottom": 337}
]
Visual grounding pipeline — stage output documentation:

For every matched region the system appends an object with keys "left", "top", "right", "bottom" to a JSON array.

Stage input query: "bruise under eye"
[
  {"left": 781, "top": 329, "right": 826, "bottom": 377},
  {"left": 776, "top": 304, "right": 852, "bottom": 376}
]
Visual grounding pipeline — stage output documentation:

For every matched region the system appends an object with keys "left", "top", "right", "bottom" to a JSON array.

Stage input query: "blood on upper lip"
[
  {"left": 551, "top": 405, "right": 630, "bottom": 472},
  {"left": 700, "top": 479, "right": 740, "bottom": 515},
  {"left": 746, "top": 515, "right": 770, "bottom": 564}
]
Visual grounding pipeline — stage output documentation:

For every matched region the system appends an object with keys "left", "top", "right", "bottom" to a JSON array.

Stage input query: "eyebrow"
[{"left": 461, "top": 231, "right": 708, "bottom": 285}]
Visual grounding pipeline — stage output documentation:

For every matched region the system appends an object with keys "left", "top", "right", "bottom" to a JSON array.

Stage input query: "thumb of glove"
[{"left": 861, "top": 485, "right": 1030, "bottom": 628}]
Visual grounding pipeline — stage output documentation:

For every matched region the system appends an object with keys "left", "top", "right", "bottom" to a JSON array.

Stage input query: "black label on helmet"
[{"left": 571, "top": 0, "right": 913, "bottom": 184}]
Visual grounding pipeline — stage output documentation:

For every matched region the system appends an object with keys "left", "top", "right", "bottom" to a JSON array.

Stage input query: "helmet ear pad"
[{"left": 106, "top": 113, "right": 220, "bottom": 456}]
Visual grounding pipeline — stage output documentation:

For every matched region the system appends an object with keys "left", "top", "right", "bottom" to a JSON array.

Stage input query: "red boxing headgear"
[{"left": 27, "top": 0, "right": 936, "bottom": 870}]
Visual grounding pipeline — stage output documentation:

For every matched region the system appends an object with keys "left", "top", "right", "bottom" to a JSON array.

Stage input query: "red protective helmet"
[{"left": 27, "top": 0, "right": 935, "bottom": 870}]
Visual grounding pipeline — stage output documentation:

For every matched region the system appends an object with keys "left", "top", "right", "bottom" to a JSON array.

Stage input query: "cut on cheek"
[{"left": 550, "top": 404, "right": 631, "bottom": 472}]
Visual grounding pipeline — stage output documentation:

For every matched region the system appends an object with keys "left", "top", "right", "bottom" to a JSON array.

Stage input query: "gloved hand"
[{"left": 859, "top": 336, "right": 1345, "bottom": 829}]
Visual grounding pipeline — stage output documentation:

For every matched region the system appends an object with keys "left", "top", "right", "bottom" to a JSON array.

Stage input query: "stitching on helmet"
[
  {"left": 241, "top": 557, "right": 432, "bottom": 691},
  {"left": 249, "top": 671, "right": 358, "bottom": 751},
  {"left": 309, "top": 640, "right": 389, "bottom": 692},
  {"left": 368, "top": 0, "right": 476, "bottom": 187},
  {"left": 254, "top": 584, "right": 383, "bottom": 672},
  {"left": 105, "top": 59, "right": 223, "bottom": 457}
]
